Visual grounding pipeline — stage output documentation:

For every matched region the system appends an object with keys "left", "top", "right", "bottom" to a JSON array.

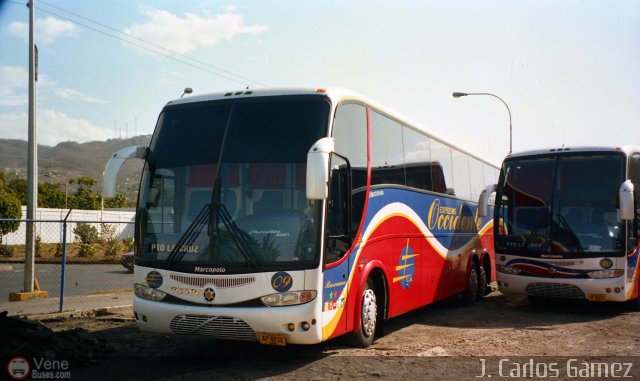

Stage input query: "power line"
[
  {"left": 38, "top": 0, "right": 267, "bottom": 87},
  {"left": 35, "top": 0, "right": 267, "bottom": 88}
]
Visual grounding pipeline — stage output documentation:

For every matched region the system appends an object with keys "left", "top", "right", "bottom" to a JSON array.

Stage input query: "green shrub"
[
  {"left": 35, "top": 235, "right": 42, "bottom": 258},
  {"left": 54, "top": 242, "right": 63, "bottom": 258},
  {"left": 0, "top": 189, "right": 21, "bottom": 245},
  {"left": 74, "top": 223, "right": 99, "bottom": 245},
  {"left": 122, "top": 236, "right": 134, "bottom": 252},
  {"left": 0, "top": 245, "right": 15, "bottom": 258},
  {"left": 78, "top": 243, "right": 95, "bottom": 258},
  {"left": 101, "top": 223, "right": 121, "bottom": 257}
]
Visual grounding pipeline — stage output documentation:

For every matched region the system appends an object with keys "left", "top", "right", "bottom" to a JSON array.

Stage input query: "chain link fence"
[{"left": 0, "top": 209, "right": 135, "bottom": 315}]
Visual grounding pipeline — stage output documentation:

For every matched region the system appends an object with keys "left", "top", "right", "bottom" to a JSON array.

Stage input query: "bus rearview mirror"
[
  {"left": 478, "top": 184, "right": 497, "bottom": 218},
  {"left": 306, "top": 137, "right": 335, "bottom": 200},
  {"left": 619, "top": 179, "right": 635, "bottom": 221},
  {"left": 103, "top": 145, "right": 147, "bottom": 199}
]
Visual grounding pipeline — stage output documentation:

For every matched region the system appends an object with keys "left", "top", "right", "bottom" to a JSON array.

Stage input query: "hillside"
[{"left": 0, "top": 135, "right": 151, "bottom": 202}]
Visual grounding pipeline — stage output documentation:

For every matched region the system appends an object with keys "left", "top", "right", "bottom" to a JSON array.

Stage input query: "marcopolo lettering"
[{"left": 194, "top": 266, "right": 226, "bottom": 273}]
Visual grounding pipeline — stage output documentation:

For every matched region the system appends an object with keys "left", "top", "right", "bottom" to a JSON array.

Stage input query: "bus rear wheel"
[
  {"left": 350, "top": 278, "right": 377, "bottom": 348},
  {"left": 477, "top": 265, "right": 487, "bottom": 300},
  {"left": 461, "top": 263, "right": 479, "bottom": 305}
]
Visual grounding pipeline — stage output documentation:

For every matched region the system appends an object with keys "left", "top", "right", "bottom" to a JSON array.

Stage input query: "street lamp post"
[{"left": 452, "top": 92, "right": 513, "bottom": 154}]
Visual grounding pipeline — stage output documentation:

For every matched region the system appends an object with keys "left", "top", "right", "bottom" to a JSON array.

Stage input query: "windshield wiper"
[
  {"left": 164, "top": 198, "right": 258, "bottom": 268},
  {"left": 556, "top": 214, "right": 585, "bottom": 253},
  {"left": 207, "top": 176, "right": 258, "bottom": 269},
  {"left": 165, "top": 204, "right": 210, "bottom": 264},
  {"left": 522, "top": 212, "right": 549, "bottom": 250},
  {"left": 212, "top": 201, "right": 258, "bottom": 268}
]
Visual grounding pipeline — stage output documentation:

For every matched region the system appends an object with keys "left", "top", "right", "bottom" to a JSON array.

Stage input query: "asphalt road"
[{"left": 0, "top": 263, "right": 133, "bottom": 301}]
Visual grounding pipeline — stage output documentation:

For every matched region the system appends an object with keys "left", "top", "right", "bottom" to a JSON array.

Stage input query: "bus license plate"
[
  {"left": 259, "top": 333, "right": 286, "bottom": 346},
  {"left": 587, "top": 294, "right": 606, "bottom": 302}
]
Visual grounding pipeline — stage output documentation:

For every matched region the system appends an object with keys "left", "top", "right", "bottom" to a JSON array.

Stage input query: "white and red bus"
[
  {"left": 104, "top": 88, "right": 499, "bottom": 346},
  {"left": 478, "top": 146, "right": 640, "bottom": 306}
]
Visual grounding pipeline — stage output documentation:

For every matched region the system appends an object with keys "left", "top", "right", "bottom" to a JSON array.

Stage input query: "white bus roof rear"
[{"left": 164, "top": 87, "right": 500, "bottom": 169}]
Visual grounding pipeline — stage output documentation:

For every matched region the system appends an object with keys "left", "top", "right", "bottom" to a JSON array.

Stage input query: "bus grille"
[
  {"left": 170, "top": 315, "right": 256, "bottom": 341},
  {"left": 170, "top": 275, "right": 256, "bottom": 288},
  {"left": 525, "top": 283, "right": 586, "bottom": 299}
]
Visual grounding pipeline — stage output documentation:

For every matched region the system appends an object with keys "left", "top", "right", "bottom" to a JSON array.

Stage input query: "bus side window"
[
  {"left": 146, "top": 172, "right": 175, "bottom": 234},
  {"left": 325, "top": 154, "right": 351, "bottom": 264},
  {"left": 333, "top": 102, "right": 367, "bottom": 248},
  {"left": 430, "top": 140, "right": 454, "bottom": 196}
]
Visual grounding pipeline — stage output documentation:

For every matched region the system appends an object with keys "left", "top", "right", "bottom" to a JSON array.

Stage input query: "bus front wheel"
[{"left": 351, "top": 278, "right": 377, "bottom": 348}]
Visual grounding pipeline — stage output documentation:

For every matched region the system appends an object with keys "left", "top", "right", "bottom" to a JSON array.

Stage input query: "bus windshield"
[
  {"left": 495, "top": 153, "right": 625, "bottom": 257},
  {"left": 136, "top": 96, "right": 330, "bottom": 273}
]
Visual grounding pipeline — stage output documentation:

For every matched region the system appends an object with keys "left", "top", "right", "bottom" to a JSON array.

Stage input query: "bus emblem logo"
[
  {"left": 203, "top": 287, "right": 216, "bottom": 302},
  {"left": 271, "top": 272, "right": 293, "bottom": 292},
  {"left": 393, "top": 240, "right": 419, "bottom": 289},
  {"left": 145, "top": 271, "right": 163, "bottom": 289},
  {"left": 600, "top": 258, "right": 613, "bottom": 269}
]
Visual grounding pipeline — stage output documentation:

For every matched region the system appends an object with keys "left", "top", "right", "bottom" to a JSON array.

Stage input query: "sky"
[{"left": 1, "top": 0, "right": 639, "bottom": 165}]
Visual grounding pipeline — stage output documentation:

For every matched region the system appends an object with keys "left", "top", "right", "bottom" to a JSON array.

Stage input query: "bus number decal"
[{"left": 271, "top": 272, "right": 293, "bottom": 292}]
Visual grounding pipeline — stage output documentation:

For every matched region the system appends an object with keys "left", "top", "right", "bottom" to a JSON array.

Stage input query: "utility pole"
[
  {"left": 25, "top": 0, "right": 38, "bottom": 293},
  {"left": 11, "top": 0, "right": 48, "bottom": 301}
]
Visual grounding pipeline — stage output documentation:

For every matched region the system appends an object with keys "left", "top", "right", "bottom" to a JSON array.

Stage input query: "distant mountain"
[{"left": 0, "top": 135, "right": 151, "bottom": 202}]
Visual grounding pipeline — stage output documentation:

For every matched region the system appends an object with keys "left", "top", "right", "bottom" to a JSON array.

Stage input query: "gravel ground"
[{"left": 3, "top": 290, "right": 640, "bottom": 380}]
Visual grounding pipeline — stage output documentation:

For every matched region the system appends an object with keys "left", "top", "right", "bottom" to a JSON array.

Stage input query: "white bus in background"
[{"left": 478, "top": 146, "right": 640, "bottom": 306}]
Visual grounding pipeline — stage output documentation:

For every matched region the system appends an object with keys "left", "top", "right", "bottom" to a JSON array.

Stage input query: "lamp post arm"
[{"left": 457, "top": 92, "right": 512, "bottom": 154}]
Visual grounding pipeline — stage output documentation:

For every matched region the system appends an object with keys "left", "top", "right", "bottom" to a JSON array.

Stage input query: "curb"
[
  {"left": 0, "top": 259, "right": 122, "bottom": 265},
  {"left": 27, "top": 303, "right": 134, "bottom": 321},
  {"left": 0, "top": 291, "right": 134, "bottom": 319}
]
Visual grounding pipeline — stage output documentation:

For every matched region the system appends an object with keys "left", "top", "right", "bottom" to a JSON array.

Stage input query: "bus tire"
[
  {"left": 461, "top": 263, "right": 479, "bottom": 305},
  {"left": 477, "top": 265, "right": 487, "bottom": 300},
  {"left": 350, "top": 278, "right": 377, "bottom": 348}
]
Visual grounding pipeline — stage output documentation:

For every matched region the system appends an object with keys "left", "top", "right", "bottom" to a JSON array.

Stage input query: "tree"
[
  {"left": 5, "top": 176, "right": 107, "bottom": 210},
  {"left": 103, "top": 193, "right": 129, "bottom": 208},
  {"left": 6, "top": 179, "right": 70, "bottom": 208},
  {"left": 39, "top": 182, "right": 67, "bottom": 208},
  {"left": 0, "top": 188, "right": 21, "bottom": 245},
  {"left": 69, "top": 176, "right": 101, "bottom": 210},
  {"left": 6, "top": 178, "right": 27, "bottom": 205}
]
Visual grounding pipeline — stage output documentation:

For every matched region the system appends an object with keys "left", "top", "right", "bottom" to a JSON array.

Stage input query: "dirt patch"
[{"left": 3, "top": 291, "right": 640, "bottom": 380}]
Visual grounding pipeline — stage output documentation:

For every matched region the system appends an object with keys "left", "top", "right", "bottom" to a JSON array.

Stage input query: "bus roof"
[
  {"left": 505, "top": 145, "right": 640, "bottom": 160},
  {"left": 165, "top": 87, "right": 500, "bottom": 169}
]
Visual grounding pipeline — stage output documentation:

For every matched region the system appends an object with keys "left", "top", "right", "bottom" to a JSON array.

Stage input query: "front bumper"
[
  {"left": 133, "top": 296, "right": 323, "bottom": 345},
  {"left": 497, "top": 272, "right": 627, "bottom": 302}
]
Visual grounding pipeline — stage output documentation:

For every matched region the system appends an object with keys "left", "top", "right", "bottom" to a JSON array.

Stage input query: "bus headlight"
[
  {"left": 134, "top": 283, "right": 167, "bottom": 301},
  {"left": 261, "top": 290, "right": 317, "bottom": 307},
  {"left": 497, "top": 264, "right": 522, "bottom": 275},
  {"left": 587, "top": 269, "right": 624, "bottom": 279}
]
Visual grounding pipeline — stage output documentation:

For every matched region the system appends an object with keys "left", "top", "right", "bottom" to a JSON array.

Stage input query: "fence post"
[{"left": 59, "top": 209, "right": 73, "bottom": 312}]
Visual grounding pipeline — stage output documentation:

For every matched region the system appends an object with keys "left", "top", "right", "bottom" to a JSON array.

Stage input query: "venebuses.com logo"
[
  {"left": 7, "top": 356, "right": 30, "bottom": 380},
  {"left": 6, "top": 356, "right": 71, "bottom": 380}
]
